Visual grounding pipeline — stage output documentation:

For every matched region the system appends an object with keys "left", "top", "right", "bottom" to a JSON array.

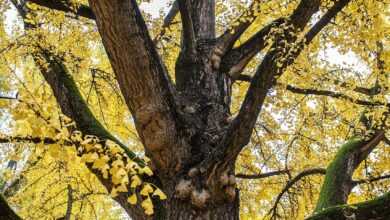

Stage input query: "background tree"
[{"left": 0, "top": 0, "right": 389, "bottom": 219}]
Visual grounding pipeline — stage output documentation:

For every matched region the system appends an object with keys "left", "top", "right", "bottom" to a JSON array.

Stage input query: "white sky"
[{"left": 140, "top": 0, "right": 171, "bottom": 18}]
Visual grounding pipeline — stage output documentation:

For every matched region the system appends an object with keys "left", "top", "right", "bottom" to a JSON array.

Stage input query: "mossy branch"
[
  {"left": 307, "top": 192, "right": 390, "bottom": 220},
  {"left": 33, "top": 49, "right": 144, "bottom": 165},
  {"left": 314, "top": 131, "right": 385, "bottom": 211}
]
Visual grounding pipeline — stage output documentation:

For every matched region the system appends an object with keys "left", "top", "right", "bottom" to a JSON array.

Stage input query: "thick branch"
[
  {"left": 177, "top": 0, "right": 197, "bottom": 58},
  {"left": 153, "top": 1, "right": 179, "bottom": 43},
  {"left": 88, "top": 0, "right": 188, "bottom": 173},
  {"left": 215, "top": 0, "right": 262, "bottom": 55},
  {"left": 190, "top": 0, "right": 216, "bottom": 39},
  {"left": 307, "top": 192, "right": 390, "bottom": 220},
  {"left": 0, "top": 194, "right": 21, "bottom": 220},
  {"left": 220, "top": 18, "right": 284, "bottom": 77},
  {"left": 32, "top": 48, "right": 142, "bottom": 163},
  {"left": 9, "top": 2, "right": 156, "bottom": 218},
  {"left": 224, "top": 0, "right": 326, "bottom": 161},
  {"left": 26, "top": 0, "right": 95, "bottom": 20},
  {"left": 314, "top": 131, "right": 385, "bottom": 212}
]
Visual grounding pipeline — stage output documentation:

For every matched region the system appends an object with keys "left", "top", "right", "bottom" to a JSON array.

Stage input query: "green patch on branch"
[
  {"left": 308, "top": 192, "right": 390, "bottom": 220},
  {"left": 314, "top": 138, "right": 364, "bottom": 212},
  {"left": 59, "top": 67, "right": 144, "bottom": 165}
]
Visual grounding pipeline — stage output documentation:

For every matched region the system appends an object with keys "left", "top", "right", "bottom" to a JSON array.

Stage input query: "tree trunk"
[
  {"left": 8, "top": 0, "right": 375, "bottom": 219},
  {"left": 166, "top": 196, "right": 239, "bottom": 220}
]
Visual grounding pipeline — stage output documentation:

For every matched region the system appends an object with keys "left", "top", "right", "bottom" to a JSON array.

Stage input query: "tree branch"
[
  {"left": 220, "top": 18, "right": 284, "bottom": 77},
  {"left": 177, "top": 0, "right": 197, "bottom": 58},
  {"left": 236, "top": 73, "right": 382, "bottom": 97},
  {"left": 0, "top": 135, "right": 59, "bottom": 145},
  {"left": 215, "top": 0, "right": 262, "bottom": 56},
  {"left": 153, "top": 0, "right": 179, "bottom": 43},
  {"left": 221, "top": 0, "right": 355, "bottom": 164},
  {"left": 190, "top": 0, "right": 216, "bottom": 39},
  {"left": 27, "top": 0, "right": 180, "bottom": 47},
  {"left": 307, "top": 192, "right": 390, "bottom": 220},
  {"left": 88, "top": 0, "right": 189, "bottom": 174},
  {"left": 26, "top": 0, "right": 95, "bottom": 20},
  {"left": 268, "top": 168, "right": 326, "bottom": 218},
  {"left": 236, "top": 169, "right": 289, "bottom": 179},
  {"left": 0, "top": 95, "right": 17, "bottom": 100},
  {"left": 0, "top": 194, "right": 21, "bottom": 220},
  {"left": 352, "top": 174, "right": 390, "bottom": 186},
  {"left": 223, "top": 0, "right": 326, "bottom": 161},
  {"left": 9, "top": 2, "right": 158, "bottom": 218},
  {"left": 314, "top": 131, "right": 385, "bottom": 212},
  {"left": 64, "top": 185, "right": 73, "bottom": 220},
  {"left": 284, "top": 84, "right": 387, "bottom": 107}
]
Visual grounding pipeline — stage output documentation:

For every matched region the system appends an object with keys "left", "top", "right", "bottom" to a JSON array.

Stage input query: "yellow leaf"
[
  {"left": 48, "top": 145, "right": 61, "bottom": 158},
  {"left": 81, "top": 152, "right": 99, "bottom": 163},
  {"left": 140, "top": 166, "right": 153, "bottom": 176},
  {"left": 128, "top": 194, "right": 137, "bottom": 205},
  {"left": 141, "top": 197, "right": 154, "bottom": 215},
  {"left": 131, "top": 175, "right": 142, "bottom": 188},
  {"left": 116, "top": 183, "right": 128, "bottom": 193},
  {"left": 140, "top": 183, "right": 154, "bottom": 196},
  {"left": 152, "top": 188, "right": 167, "bottom": 200}
]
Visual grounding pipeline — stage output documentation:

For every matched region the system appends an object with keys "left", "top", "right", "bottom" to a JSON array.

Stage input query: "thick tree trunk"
[
  {"left": 166, "top": 196, "right": 239, "bottom": 220},
  {"left": 9, "top": 0, "right": 372, "bottom": 219}
]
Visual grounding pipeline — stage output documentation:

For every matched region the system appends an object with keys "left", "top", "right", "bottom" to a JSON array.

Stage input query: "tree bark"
[
  {"left": 0, "top": 194, "right": 21, "bottom": 220},
  {"left": 166, "top": 195, "right": 240, "bottom": 220},
  {"left": 307, "top": 193, "right": 390, "bottom": 220},
  {"left": 6, "top": 0, "right": 388, "bottom": 219},
  {"left": 314, "top": 131, "right": 385, "bottom": 212}
]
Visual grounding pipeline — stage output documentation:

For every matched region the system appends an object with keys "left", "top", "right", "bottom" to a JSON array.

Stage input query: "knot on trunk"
[
  {"left": 191, "top": 189, "right": 211, "bottom": 208},
  {"left": 174, "top": 166, "right": 238, "bottom": 208},
  {"left": 175, "top": 179, "right": 194, "bottom": 199},
  {"left": 219, "top": 172, "right": 237, "bottom": 202}
]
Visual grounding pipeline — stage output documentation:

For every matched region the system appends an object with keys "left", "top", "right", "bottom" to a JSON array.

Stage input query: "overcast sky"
[{"left": 140, "top": 0, "right": 171, "bottom": 17}]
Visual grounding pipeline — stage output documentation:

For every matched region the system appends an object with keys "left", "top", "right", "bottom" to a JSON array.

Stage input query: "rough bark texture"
[
  {"left": 88, "top": 0, "right": 190, "bottom": 177},
  {"left": 7, "top": 0, "right": 387, "bottom": 219},
  {"left": 166, "top": 193, "right": 240, "bottom": 220}
]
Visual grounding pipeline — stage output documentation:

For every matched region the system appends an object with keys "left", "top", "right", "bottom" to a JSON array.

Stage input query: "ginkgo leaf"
[
  {"left": 128, "top": 194, "right": 137, "bottom": 205},
  {"left": 81, "top": 152, "right": 99, "bottom": 163},
  {"left": 130, "top": 175, "right": 142, "bottom": 188},
  {"left": 152, "top": 188, "right": 167, "bottom": 200},
  {"left": 140, "top": 184, "right": 154, "bottom": 196},
  {"left": 139, "top": 166, "right": 153, "bottom": 176},
  {"left": 141, "top": 197, "right": 154, "bottom": 216}
]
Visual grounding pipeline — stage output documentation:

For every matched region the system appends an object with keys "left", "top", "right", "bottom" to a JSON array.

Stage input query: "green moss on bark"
[
  {"left": 308, "top": 192, "right": 390, "bottom": 220},
  {"left": 314, "top": 138, "right": 364, "bottom": 212},
  {"left": 36, "top": 51, "right": 143, "bottom": 165},
  {"left": 60, "top": 72, "right": 144, "bottom": 165}
]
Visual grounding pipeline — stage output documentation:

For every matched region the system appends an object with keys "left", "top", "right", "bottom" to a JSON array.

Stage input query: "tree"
[{"left": 0, "top": 0, "right": 389, "bottom": 219}]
